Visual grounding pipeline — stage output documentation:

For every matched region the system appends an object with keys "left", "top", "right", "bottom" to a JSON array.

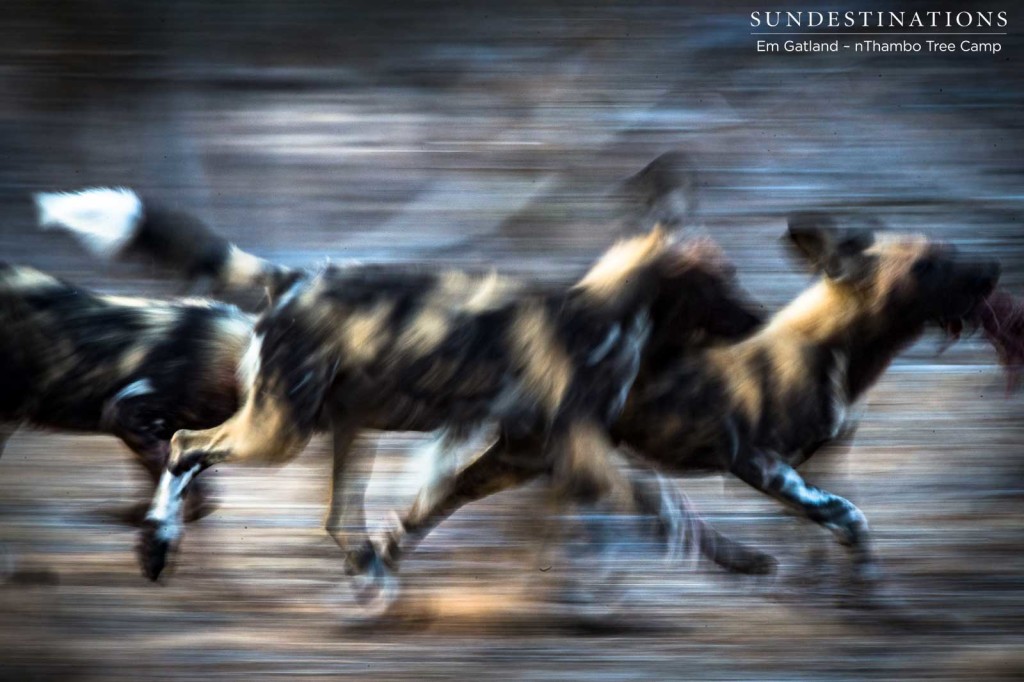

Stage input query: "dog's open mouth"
[{"left": 940, "top": 289, "right": 1024, "bottom": 390}]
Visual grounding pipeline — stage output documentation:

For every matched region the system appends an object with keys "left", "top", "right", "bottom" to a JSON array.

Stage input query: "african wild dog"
[
  {"left": 0, "top": 260, "right": 772, "bottom": 589},
  {"left": 0, "top": 263, "right": 252, "bottom": 519},
  {"left": 36, "top": 187, "right": 778, "bottom": 598},
  {"left": 370, "top": 214, "right": 1000, "bottom": 600},
  {"left": 138, "top": 226, "right": 784, "bottom": 595}
]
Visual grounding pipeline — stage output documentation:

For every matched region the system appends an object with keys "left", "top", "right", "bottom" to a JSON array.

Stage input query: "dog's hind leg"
[
  {"left": 378, "top": 432, "right": 550, "bottom": 569},
  {"left": 340, "top": 432, "right": 548, "bottom": 613},
  {"left": 341, "top": 425, "right": 503, "bottom": 611},
  {"left": 620, "top": 464, "right": 776, "bottom": 574},
  {"left": 380, "top": 431, "right": 777, "bottom": 578},
  {"left": 730, "top": 448, "right": 875, "bottom": 589}
]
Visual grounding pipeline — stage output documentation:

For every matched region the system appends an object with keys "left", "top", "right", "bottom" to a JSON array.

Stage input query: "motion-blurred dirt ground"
[{"left": 1, "top": 2, "right": 1023, "bottom": 680}]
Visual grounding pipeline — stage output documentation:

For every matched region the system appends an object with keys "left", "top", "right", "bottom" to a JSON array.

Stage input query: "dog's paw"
[
  {"left": 343, "top": 539, "right": 379, "bottom": 577},
  {"left": 137, "top": 520, "right": 172, "bottom": 582},
  {"left": 348, "top": 553, "right": 400, "bottom": 619}
]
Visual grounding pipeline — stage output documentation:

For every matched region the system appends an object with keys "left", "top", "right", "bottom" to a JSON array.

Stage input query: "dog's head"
[
  {"left": 786, "top": 212, "right": 1000, "bottom": 331},
  {"left": 647, "top": 238, "right": 765, "bottom": 364}
]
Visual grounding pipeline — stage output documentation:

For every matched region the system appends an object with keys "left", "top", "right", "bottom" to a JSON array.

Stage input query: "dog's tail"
[{"left": 34, "top": 187, "right": 299, "bottom": 299}]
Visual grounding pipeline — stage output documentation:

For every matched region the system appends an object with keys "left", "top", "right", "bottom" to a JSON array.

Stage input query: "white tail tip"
[{"left": 34, "top": 187, "right": 143, "bottom": 259}]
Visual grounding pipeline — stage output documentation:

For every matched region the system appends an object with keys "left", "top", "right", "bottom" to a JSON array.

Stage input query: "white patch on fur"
[
  {"left": 35, "top": 187, "right": 142, "bottom": 258},
  {"left": 146, "top": 464, "right": 199, "bottom": 543},
  {"left": 238, "top": 333, "right": 264, "bottom": 393},
  {"left": 223, "top": 246, "right": 267, "bottom": 290},
  {"left": 409, "top": 426, "right": 492, "bottom": 516},
  {"left": 413, "top": 428, "right": 481, "bottom": 489},
  {"left": 274, "top": 279, "right": 303, "bottom": 311},
  {"left": 209, "top": 312, "right": 258, "bottom": 369},
  {"left": 113, "top": 378, "right": 155, "bottom": 403}
]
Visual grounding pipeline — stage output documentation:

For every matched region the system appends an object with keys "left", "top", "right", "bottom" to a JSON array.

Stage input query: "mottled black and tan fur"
[
  {"left": 0, "top": 262, "right": 252, "bottom": 517},
  {"left": 391, "top": 215, "right": 1000, "bottom": 598},
  {"left": 36, "top": 187, "right": 777, "bottom": 593},
  {"left": 141, "top": 228, "right": 777, "bottom": 590}
]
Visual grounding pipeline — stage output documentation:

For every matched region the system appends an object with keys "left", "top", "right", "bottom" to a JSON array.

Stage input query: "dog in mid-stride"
[
  {"left": 34, "top": 187, "right": 778, "bottom": 601},
  {"left": 374, "top": 214, "right": 1001, "bottom": 603},
  {"left": 140, "top": 225, "right": 769, "bottom": 586}
]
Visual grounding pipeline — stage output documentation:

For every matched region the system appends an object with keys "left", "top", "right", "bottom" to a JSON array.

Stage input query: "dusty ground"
[
  {"left": 1, "top": 1, "right": 1023, "bottom": 679},
  {"left": 2, "top": 366, "right": 1023, "bottom": 680}
]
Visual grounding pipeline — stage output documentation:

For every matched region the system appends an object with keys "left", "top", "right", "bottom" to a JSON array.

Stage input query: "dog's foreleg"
[
  {"left": 140, "top": 458, "right": 204, "bottom": 580},
  {"left": 117, "top": 438, "right": 215, "bottom": 524},
  {"left": 105, "top": 386, "right": 216, "bottom": 523},
  {"left": 378, "top": 433, "right": 549, "bottom": 570},
  {"left": 323, "top": 415, "right": 369, "bottom": 572},
  {"left": 341, "top": 428, "right": 537, "bottom": 612},
  {"left": 622, "top": 465, "right": 776, "bottom": 573},
  {"left": 137, "top": 426, "right": 230, "bottom": 581},
  {"left": 731, "top": 449, "right": 875, "bottom": 585},
  {"left": 103, "top": 380, "right": 170, "bottom": 485}
]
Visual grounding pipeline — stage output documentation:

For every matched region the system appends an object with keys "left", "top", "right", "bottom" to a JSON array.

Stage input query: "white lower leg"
[{"left": 146, "top": 465, "right": 200, "bottom": 544}]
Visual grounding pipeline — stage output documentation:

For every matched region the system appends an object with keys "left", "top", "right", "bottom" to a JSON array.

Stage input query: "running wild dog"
[
  {"left": 36, "top": 187, "right": 777, "bottom": 592},
  {"left": 140, "top": 227, "right": 742, "bottom": 584},
  {"left": 0, "top": 263, "right": 251, "bottom": 519},
  {"left": 371, "top": 214, "right": 1001, "bottom": 599},
  {"left": 0, "top": 260, "right": 770, "bottom": 587}
]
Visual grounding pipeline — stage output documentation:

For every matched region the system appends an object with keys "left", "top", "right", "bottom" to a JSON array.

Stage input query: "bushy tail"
[{"left": 35, "top": 187, "right": 299, "bottom": 299}]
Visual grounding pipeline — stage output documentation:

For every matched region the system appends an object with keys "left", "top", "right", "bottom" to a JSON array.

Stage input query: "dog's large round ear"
[
  {"left": 786, "top": 212, "right": 839, "bottom": 268},
  {"left": 786, "top": 212, "right": 874, "bottom": 282}
]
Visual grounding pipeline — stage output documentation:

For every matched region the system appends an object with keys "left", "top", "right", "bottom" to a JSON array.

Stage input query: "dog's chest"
[{"left": 766, "top": 348, "right": 854, "bottom": 457}]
